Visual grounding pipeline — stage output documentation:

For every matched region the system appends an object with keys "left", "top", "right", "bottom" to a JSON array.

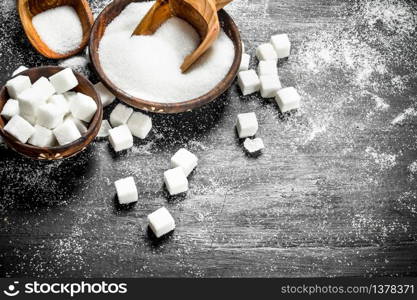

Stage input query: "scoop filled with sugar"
[{"left": 18, "top": 1, "right": 94, "bottom": 59}]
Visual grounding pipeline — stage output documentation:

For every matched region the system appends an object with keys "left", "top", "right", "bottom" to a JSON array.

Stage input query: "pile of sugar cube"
[
  {"left": 1, "top": 67, "right": 98, "bottom": 147},
  {"left": 238, "top": 34, "right": 301, "bottom": 113},
  {"left": 99, "top": 102, "right": 153, "bottom": 152}
]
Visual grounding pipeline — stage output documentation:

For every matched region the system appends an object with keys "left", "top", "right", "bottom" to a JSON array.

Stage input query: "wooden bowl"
[
  {"left": 18, "top": 0, "right": 94, "bottom": 59},
  {"left": 89, "top": 0, "right": 242, "bottom": 114},
  {"left": 0, "top": 66, "right": 103, "bottom": 160}
]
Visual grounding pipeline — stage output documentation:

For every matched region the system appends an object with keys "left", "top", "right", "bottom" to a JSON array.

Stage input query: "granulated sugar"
[
  {"left": 32, "top": 6, "right": 83, "bottom": 54},
  {"left": 98, "top": 2, "right": 235, "bottom": 103},
  {"left": 58, "top": 56, "right": 90, "bottom": 77}
]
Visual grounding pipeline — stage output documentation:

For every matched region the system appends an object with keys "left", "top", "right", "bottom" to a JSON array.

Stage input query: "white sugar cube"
[
  {"left": 4, "top": 115, "right": 35, "bottom": 143},
  {"left": 21, "top": 114, "right": 36, "bottom": 126},
  {"left": 31, "top": 77, "right": 56, "bottom": 101},
  {"left": 49, "top": 68, "right": 78, "bottom": 93},
  {"left": 97, "top": 119, "right": 112, "bottom": 138},
  {"left": 148, "top": 207, "right": 176, "bottom": 238},
  {"left": 114, "top": 177, "right": 138, "bottom": 205},
  {"left": 164, "top": 167, "right": 188, "bottom": 196},
  {"left": 241, "top": 41, "right": 245, "bottom": 53},
  {"left": 65, "top": 115, "right": 88, "bottom": 134},
  {"left": 271, "top": 34, "right": 291, "bottom": 58},
  {"left": 275, "top": 87, "right": 301, "bottom": 112},
  {"left": 37, "top": 103, "right": 65, "bottom": 129},
  {"left": 256, "top": 43, "right": 278, "bottom": 61},
  {"left": 257, "top": 60, "right": 278, "bottom": 76},
  {"left": 127, "top": 112, "right": 152, "bottom": 139},
  {"left": 48, "top": 94, "right": 70, "bottom": 115},
  {"left": 69, "top": 93, "right": 97, "bottom": 123},
  {"left": 170, "top": 148, "right": 198, "bottom": 177},
  {"left": 237, "top": 70, "right": 260, "bottom": 96},
  {"left": 12, "top": 66, "right": 28, "bottom": 77},
  {"left": 236, "top": 112, "right": 258, "bottom": 138},
  {"left": 6, "top": 75, "right": 31, "bottom": 99},
  {"left": 17, "top": 88, "right": 47, "bottom": 116},
  {"left": 1, "top": 99, "right": 20, "bottom": 120},
  {"left": 244, "top": 138, "right": 265, "bottom": 153},
  {"left": 239, "top": 53, "right": 250, "bottom": 71},
  {"left": 28, "top": 125, "right": 56, "bottom": 147},
  {"left": 110, "top": 103, "right": 133, "bottom": 127},
  {"left": 108, "top": 125, "right": 133, "bottom": 152},
  {"left": 260, "top": 75, "right": 282, "bottom": 98},
  {"left": 95, "top": 82, "right": 115, "bottom": 107},
  {"left": 53, "top": 119, "right": 82, "bottom": 145}
]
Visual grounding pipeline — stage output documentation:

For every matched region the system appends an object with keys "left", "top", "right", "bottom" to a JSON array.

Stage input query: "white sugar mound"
[
  {"left": 98, "top": 2, "right": 235, "bottom": 103},
  {"left": 32, "top": 6, "right": 83, "bottom": 54}
]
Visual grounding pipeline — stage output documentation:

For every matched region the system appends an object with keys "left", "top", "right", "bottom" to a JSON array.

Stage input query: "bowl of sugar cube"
[{"left": 0, "top": 66, "right": 103, "bottom": 160}]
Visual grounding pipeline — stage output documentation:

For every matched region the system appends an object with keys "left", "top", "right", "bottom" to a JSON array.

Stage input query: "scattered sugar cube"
[
  {"left": 17, "top": 88, "right": 47, "bottom": 116},
  {"left": 127, "top": 112, "right": 152, "bottom": 139},
  {"left": 271, "top": 34, "right": 291, "bottom": 58},
  {"left": 6, "top": 75, "right": 31, "bottom": 99},
  {"left": 257, "top": 60, "right": 278, "bottom": 76},
  {"left": 31, "top": 77, "right": 56, "bottom": 101},
  {"left": 148, "top": 207, "right": 176, "bottom": 238},
  {"left": 114, "top": 177, "right": 138, "bottom": 205},
  {"left": 256, "top": 43, "right": 278, "bottom": 61},
  {"left": 48, "top": 94, "right": 70, "bottom": 115},
  {"left": 12, "top": 66, "right": 28, "bottom": 77},
  {"left": 275, "top": 87, "right": 301, "bottom": 113},
  {"left": 28, "top": 125, "right": 56, "bottom": 147},
  {"left": 236, "top": 112, "right": 258, "bottom": 138},
  {"left": 37, "top": 103, "right": 65, "bottom": 129},
  {"left": 108, "top": 125, "right": 133, "bottom": 152},
  {"left": 69, "top": 93, "right": 97, "bottom": 123},
  {"left": 49, "top": 68, "right": 78, "bottom": 93},
  {"left": 97, "top": 120, "right": 112, "bottom": 138},
  {"left": 237, "top": 70, "right": 260, "bottom": 96},
  {"left": 4, "top": 115, "right": 35, "bottom": 143},
  {"left": 1, "top": 99, "right": 20, "bottom": 120},
  {"left": 65, "top": 115, "right": 88, "bottom": 134},
  {"left": 239, "top": 53, "right": 250, "bottom": 71},
  {"left": 95, "top": 82, "right": 115, "bottom": 107},
  {"left": 244, "top": 138, "right": 265, "bottom": 154},
  {"left": 260, "top": 75, "right": 282, "bottom": 98},
  {"left": 53, "top": 119, "right": 82, "bottom": 145},
  {"left": 110, "top": 103, "right": 133, "bottom": 127},
  {"left": 164, "top": 167, "right": 188, "bottom": 196},
  {"left": 171, "top": 148, "right": 198, "bottom": 177}
]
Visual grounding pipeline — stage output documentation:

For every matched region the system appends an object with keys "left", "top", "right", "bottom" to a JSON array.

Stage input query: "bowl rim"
[
  {"left": 89, "top": 0, "right": 242, "bottom": 114},
  {"left": 0, "top": 66, "right": 103, "bottom": 155}
]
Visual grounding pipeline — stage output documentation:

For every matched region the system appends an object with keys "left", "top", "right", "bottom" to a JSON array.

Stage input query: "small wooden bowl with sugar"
[
  {"left": 0, "top": 66, "right": 103, "bottom": 160},
  {"left": 89, "top": 0, "right": 242, "bottom": 114}
]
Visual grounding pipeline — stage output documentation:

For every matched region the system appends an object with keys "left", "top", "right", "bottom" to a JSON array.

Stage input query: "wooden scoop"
[
  {"left": 18, "top": 0, "right": 94, "bottom": 59},
  {"left": 132, "top": 0, "right": 233, "bottom": 73}
]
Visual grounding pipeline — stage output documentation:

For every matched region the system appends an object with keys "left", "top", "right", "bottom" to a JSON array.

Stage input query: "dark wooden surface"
[{"left": 0, "top": 0, "right": 417, "bottom": 277}]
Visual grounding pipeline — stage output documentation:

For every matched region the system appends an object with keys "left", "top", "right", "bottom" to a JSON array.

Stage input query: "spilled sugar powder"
[
  {"left": 98, "top": 2, "right": 235, "bottom": 103},
  {"left": 32, "top": 6, "right": 82, "bottom": 55}
]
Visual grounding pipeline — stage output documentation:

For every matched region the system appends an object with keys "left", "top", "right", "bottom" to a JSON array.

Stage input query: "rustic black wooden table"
[{"left": 0, "top": 0, "right": 416, "bottom": 277}]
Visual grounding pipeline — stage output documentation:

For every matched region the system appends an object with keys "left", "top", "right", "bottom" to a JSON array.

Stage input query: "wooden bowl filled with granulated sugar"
[{"left": 89, "top": 0, "right": 242, "bottom": 114}]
